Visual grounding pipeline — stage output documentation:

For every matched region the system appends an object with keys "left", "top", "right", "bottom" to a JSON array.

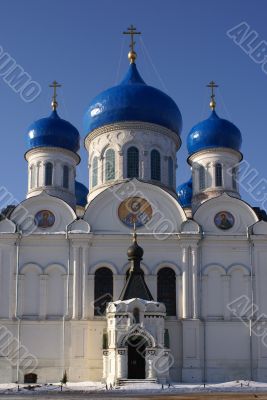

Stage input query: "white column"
[
  {"left": 63, "top": 274, "right": 69, "bottom": 317},
  {"left": 41, "top": 161, "right": 45, "bottom": 187},
  {"left": 118, "top": 150, "right": 123, "bottom": 180},
  {"left": 18, "top": 275, "right": 24, "bottom": 317},
  {"left": 146, "top": 350, "right": 156, "bottom": 378},
  {"left": 9, "top": 247, "right": 16, "bottom": 319},
  {"left": 116, "top": 349, "right": 127, "bottom": 379},
  {"left": 177, "top": 274, "right": 182, "bottom": 318},
  {"left": 191, "top": 246, "right": 198, "bottom": 319},
  {"left": 88, "top": 274, "right": 95, "bottom": 318},
  {"left": 222, "top": 275, "right": 231, "bottom": 320},
  {"left": 201, "top": 275, "right": 208, "bottom": 319},
  {"left": 36, "top": 162, "right": 40, "bottom": 187},
  {"left": 182, "top": 246, "right": 189, "bottom": 318},
  {"left": 82, "top": 246, "right": 89, "bottom": 319},
  {"left": 39, "top": 274, "right": 48, "bottom": 319},
  {"left": 72, "top": 246, "right": 80, "bottom": 319}
]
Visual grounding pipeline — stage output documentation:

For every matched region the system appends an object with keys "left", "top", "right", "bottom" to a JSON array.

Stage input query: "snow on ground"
[{"left": 1, "top": 380, "right": 267, "bottom": 394}]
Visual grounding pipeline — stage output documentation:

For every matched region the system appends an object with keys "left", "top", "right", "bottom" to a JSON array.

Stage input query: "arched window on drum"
[
  {"left": 45, "top": 162, "right": 53, "bottom": 186},
  {"left": 105, "top": 149, "right": 115, "bottom": 181},
  {"left": 151, "top": 149, "right": 161, "bottom": 181},
  {"left": 127, "top": 147, "right": 139, "bottom": 178}
]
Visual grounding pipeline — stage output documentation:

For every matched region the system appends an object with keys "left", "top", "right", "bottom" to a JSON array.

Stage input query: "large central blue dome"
[
  {"left": 27, "top": 110, "right": 80, "bottom": 153},
  {"left": 187, "top": 110, "right": 242, "bottom": 156},
  {"left": 84, "top": 63, "right": 182, "bottom": 135}
]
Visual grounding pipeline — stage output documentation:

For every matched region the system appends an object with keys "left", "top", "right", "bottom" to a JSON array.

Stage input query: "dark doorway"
[
  {"left": 127, "top": 335, "right": 147, "bottom": 379},
  {"left": 24, "top": 373, "right": 37, "bottom": 383}
]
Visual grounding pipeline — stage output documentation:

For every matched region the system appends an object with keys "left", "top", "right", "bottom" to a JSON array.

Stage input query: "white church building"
[{"left": 0, "top": 29, "right": 267, "bottom": 385}]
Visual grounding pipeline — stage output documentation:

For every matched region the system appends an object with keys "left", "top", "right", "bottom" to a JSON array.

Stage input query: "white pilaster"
[
  {"left": 82, "top": 246, "right": 89, "bottom": 319},
  {"left": 40, "top": 274, "right": 48, "bottom": 319},
  {"left": 182, "top": 246, "right": 189, "bottom": 319},
  {"left": 191, "top": 246, "right": 198, "bottom": 319},
  {"left": 72, "top": 246, "right": 80, "bottom": 319}
]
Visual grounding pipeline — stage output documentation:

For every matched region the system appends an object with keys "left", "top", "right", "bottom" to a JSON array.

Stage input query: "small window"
[
  {"left": 168, "top": 157, "right": 174, "bottom": 187},
  {"left": 105, "top": 149, "right": 115, "bottom": 181},
  {"left": 215, "top": 163, "right": 222, "bottom": 187},
  {"left": 232, "top": 166, "right": 237, "bottom": 190},
  {"left": 199, "top": 165, "right": 206, "bottom": 191},
  {"left": 63, "top": 165, "right": 69, "bottom": 189},
  {"left": 45, "top": 162, "right": 53, "bottom": 186},
  {"left": 151, "top": 149, "right": 161, "bottom": 181},
  {"left": 127, "top": 147, "right": 139, "bottom": 178},
  {"left": 92, "top": 157, "right": 98, "bottom": 187}
]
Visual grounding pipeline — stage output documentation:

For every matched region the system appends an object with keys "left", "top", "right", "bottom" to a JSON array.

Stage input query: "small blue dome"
[
  {"left": 187, "top": 110, "right": 242, "bottom": 156},
  {"left": 177, "top": 178, "right": 192, "bottom": 208},
  {"left": 84, "top": 63, "right": 182, "bottom": 135},
  {"left": 27, "top": 110, "right": 80, "bottom": 153},
  {"left": 75, "top": 181, "right": 88, "bottom": 207}
]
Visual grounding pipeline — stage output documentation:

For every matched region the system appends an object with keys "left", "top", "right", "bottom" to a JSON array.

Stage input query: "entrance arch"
[{"left": 127, "top": 335, "right": 148, "bottom": 379}]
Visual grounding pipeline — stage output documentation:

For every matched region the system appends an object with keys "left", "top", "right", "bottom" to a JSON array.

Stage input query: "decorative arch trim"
[
  {"left": 202, "top": 263, "right": 226, "bottom": 274},
  {"left": 227, "top": 263, "right": 251, "bottom": 275},
  {"left": 154, "top": 262, "right": 182, "bottom": 276},
  {"left": 44, "top": 263, "right": 66, "bottom": 274},
  {"left": 119, "top": 326, "right": 156, "bottom": 348},
  {"left": 89, "top": 261, "right": 118, "bottom": 275},
  {"left": 20, "top": 263, "right": 43, "bottom": 274}
]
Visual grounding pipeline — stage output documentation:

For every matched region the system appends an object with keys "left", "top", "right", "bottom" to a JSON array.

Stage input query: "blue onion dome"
[
  {"left": 177, "top": 178, "right": 192, "bottom": 208},
  {"left": 84, "top": 63, "right": 182, "bottom": 135},
  {"left": 75, "top": 181, "right": 88, "bottom": 207},
  {"left": 27, "top": 109, "right": 80, "bottom": 153},
  {"left": 187, "top": 110, "right": 242, "bottom": 156}
]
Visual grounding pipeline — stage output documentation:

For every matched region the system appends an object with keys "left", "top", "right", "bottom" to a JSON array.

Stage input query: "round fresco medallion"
[
  {"left": 214, "top": 211, "right": 234, "bottom": 230},
  {"left": 118, "top": 197, "right": 153, "bottom": 227},
  {"left": 34, "top": 210, "right": 55, "bottom": 228}
]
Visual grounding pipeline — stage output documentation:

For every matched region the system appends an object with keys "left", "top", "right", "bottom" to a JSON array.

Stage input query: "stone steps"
[{"left": 117, "top": 378, "right": 157, "bottom": 386}]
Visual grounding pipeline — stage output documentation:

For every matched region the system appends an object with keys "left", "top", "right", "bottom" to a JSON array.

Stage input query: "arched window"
[
  {"left": 45, "top": 162, "right": 53, "bottom": 186},
  {"left": 63, "top": 165, "right": 69, "bottom": 189},
  {"left": 199, "top": 165, "right": 206, "bottom": 191},
  {"left": 232, "top": 166, "right": 237, "bottom": 190},
  {"left": 168, "top": 157, "right": 174, "bottom": 187},
  {"left": 215, "top": 163, "right": 222, "bottom": 187},
  {"left": 92, "top": 157, "right": 98, "bottom": 187},
  {"left": 133, "top": 307, "right": 140, "bottom": 323},
  {"left": 105, "top": 149, "right": 115, "bottom": 181},
  {"left": 30, "top": 165, "right": 35, "bottom": 189},
  {"left": 151, "top": 149, "right": 161, "bottom": 181},
  {"left": 157, "top": 267, "right": 176, "bottom": 316},
  {"left": 94, "top": 267, "right": 113, "bottom": 316},
  {"left": 127, "top": 147, "right": 139, "bottom": 178}
]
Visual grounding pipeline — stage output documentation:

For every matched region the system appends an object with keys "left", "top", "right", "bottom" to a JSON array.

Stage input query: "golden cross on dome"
[
  {"left": 206, "top": 80, "right": 218, "bottom": 110},
  {"left": 123, "top": 25, "right": 141, "bottom": 64},
  {"left": 49, "top": 80, "right": 62, "bottom": 110}
]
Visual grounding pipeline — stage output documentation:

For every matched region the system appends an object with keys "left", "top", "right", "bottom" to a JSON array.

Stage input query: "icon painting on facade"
[
  {"left": 34, "top": 210, "right": 55, "bottom": 228},
  {"left": 214, "top": 211, "right": 234, "bottom": 230},
  {"left": 118, "top": 197, "right": 153, "bottom": 227}
]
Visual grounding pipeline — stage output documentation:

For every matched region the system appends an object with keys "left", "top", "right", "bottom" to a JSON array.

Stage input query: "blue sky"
[{"left": 0, "top": 0, "right": 266, "bottom": 208}]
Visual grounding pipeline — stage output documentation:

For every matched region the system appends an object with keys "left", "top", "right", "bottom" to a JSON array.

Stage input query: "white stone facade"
[{"left": 0, "top": 95, "right": 266, "bottom": 387}]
